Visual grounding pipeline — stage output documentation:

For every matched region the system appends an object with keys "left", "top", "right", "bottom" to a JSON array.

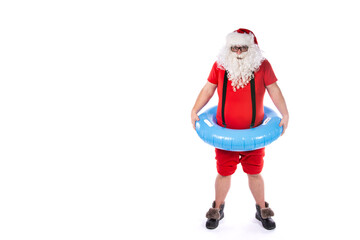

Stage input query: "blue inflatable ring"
[{"left": 195, "top": 106, "right": 283, "bottom": 151}]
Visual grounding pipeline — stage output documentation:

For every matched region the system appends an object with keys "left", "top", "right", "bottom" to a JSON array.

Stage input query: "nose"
[{"left": 237, "top": 49, "right": 242, "bottom": 54}]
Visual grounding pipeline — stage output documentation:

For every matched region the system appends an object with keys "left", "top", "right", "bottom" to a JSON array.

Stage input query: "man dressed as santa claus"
[{"left": 191, "top": 28, "right": 289, "bottom": 230}]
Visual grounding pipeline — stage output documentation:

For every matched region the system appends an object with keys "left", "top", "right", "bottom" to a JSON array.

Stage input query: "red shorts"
[{"left": 215, "top": 148, "right": 265, "bottom": 176}]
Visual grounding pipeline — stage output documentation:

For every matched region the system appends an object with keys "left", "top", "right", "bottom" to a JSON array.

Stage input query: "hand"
[
  {"left": 279, "top": 115, "right": 289, "bottom": 136},
  {"left": 191, "top": 110, "right": 200, "bottom": 130}
]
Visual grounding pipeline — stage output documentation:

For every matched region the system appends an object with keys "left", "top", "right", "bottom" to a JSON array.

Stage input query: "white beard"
[{"left": 217, "top": 44, "right": 265, "bottom": 91}]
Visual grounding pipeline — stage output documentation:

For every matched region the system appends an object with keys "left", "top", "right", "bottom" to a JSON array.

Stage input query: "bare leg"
[
  {"left": 248, "top": 174, "right": 266, "bottom": 208},
  {"left": 215, "top": 174, "right": 231, "bottom": 208}
]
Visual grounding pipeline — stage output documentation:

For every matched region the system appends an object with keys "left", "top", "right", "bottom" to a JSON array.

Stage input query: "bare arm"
[
  {"left": 266, "top": 82, "right": 289, "bottom": 135},
  {"left": 191, "top": 82, "right": 217, "bottom": 129}
]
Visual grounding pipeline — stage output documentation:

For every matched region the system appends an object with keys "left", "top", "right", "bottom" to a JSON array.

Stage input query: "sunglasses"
[{"left": 230, "top": 46, "right": 249, "bottom": 52}]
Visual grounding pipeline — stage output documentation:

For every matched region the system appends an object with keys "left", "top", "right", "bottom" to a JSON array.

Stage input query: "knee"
[
  {"left": 247, "top": 174, "right": 261, "bottom": 178},
  {"left": 217, "top": 174, "right": 231, "bottom": 179}
]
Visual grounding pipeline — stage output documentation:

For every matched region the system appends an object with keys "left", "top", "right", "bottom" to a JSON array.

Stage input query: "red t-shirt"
[{"left": 207, "top": 59, "right": 277, "bottom": 129}]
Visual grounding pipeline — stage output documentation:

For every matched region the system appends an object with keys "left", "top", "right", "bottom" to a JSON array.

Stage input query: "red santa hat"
[{"left": 225, "top": 28, "right": 258, "bottom": 47}]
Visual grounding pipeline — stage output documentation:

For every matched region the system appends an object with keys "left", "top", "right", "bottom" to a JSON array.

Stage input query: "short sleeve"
[
  {"left": 263, "top": 60, "right": 278, "bottom": 86},
  {"left": 207, "top": 62, "right": 219, "bottom": 85}
]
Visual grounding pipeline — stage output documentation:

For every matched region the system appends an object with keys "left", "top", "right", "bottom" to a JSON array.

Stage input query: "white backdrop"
[{"left": 1, "top": 0, "right": 359, "bottom": 239}]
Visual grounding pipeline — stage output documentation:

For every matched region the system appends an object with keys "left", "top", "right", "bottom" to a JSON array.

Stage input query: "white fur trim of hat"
[{"left": 225, "top": 31, "right": 256, "bottom": 47}]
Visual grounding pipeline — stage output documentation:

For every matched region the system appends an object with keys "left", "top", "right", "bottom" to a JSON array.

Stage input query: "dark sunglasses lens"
[{"left": 231, "top": 46, "right": 248, "bottom": 52}]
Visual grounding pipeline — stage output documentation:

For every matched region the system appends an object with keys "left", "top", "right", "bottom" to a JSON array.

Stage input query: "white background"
[{"left": 1, "top": 0, "right": 360, "bottom": 239}]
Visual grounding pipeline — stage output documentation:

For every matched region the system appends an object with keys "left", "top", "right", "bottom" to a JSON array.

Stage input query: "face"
[{"left": 231, "top": 45, "right": 249, "bottom": 59}]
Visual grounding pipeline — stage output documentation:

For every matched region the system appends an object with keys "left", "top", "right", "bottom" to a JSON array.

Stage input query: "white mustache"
[{"left": 236, "top": 52, "right": 248, "bottom": 60}]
